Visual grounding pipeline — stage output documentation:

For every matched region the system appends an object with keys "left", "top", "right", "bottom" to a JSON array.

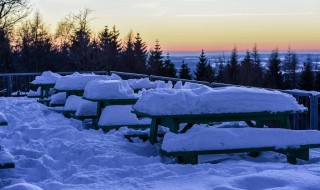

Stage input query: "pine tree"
[
  {"left": 283, "top": 48, "right": 298, "bottom": 89},
  {"left": 147, "top": 39, "right": 163, "bottom": 75},
  {"left": 251, "top": 44, "right": 264, "bottom": 87},
  {"left": 179, "top": 60, "right": 192, "bottom": 80},
  {"left": 133, "top": 33, "right": 147, "bottom": 74},
  {"left": 239, "top": 50, "right": 254, "bottom": 86},
  {"left": 299, "top": 55, "right": 314, "bottom": 90},
  {"left": 121, "top": 31, "right": 135, "bottom": 72},
  {"left": 265, "top": 49, "right": 283, "bottom": 89},
  {"left": 223, "top": 47, "right": 239, "bottom": 84},
  {"left": 108, "top": 25, "right": 122, "bottom": 71},
  {"left": 194, "top": 49, "right": 214, "bottom": 82},
  {"left": 163, "top": 53, "right": 177, "bottom": 78},
  {"left": 98, "top": 26, "right": 112, "bottom": 70}
]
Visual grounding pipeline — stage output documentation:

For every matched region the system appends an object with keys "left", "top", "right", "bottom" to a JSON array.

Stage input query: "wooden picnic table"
[
  {"left": 30, "top": 83, "right": 55, "bottom": 105},
  {"left": 83, "top": 97, "right": 139, "bottom": 126},
  {"left": 132, "top": 110, "right": 297, "bottom": 144},
  {"left": 54, "top": 89, "right": 84, "bottom": 97}
]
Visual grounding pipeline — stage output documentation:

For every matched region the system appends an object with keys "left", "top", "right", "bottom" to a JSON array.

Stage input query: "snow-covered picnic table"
[
  {"left": 83, "top": 80, "right": 140, "bottom": 126},
  {"left": 54, "top": 73, "right": 120, "bottom": 97},
  {"left": 161, "top": 126, "right": 320, "bottom": 164},
  {"left": 132, "top": 86, "right": 307, "bottom": 143},
  {"left": 30, "top": 71, "right": 61, "bottom": 105}
]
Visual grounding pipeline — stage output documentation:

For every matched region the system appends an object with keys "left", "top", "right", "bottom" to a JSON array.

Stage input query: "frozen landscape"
[{"left": 1, "top": 75, "right": 320, "bottom": 189}]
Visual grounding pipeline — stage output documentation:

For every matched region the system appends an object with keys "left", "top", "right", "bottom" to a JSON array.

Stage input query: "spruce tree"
[
  {"left": 163, "top": 53, "right": 177, "bottom": 78},
  {"left": 147, "top": 39, "right": 163, "bottom": 75},
  {"left": 133, "top": 33, "right": 147, "bottom": 74},
  {"left": 121, "top": 31, "right": 135, "bottom": 72},
  {"left": 99, "top": 26, "right": 112, "bottom": 70},
  {"left": 239, "top": 50, "right": 254, "bottom": 86},
  {"left": 194, "top": 49, "right": 214, "bottom": 82},
  {"left": 179, "top": 60, "right": 192, "bottom": 80},
  {"left": 283, "top": 48, "right": 298, "bottom": 89},
  {"left": 108, "top": 25, "right": 122, "bottom": 71},
  {"left": 251, "top": 44, "right": 264, "bottom": 87},
  {"left": 223, "top": 47, "right": 239, "bottom": 84},
  {"left": 265, "top": 49, "right": 283, "bottom": 89},
  {"left": 299, "top": 55, "right": 314, "bottom": 90}
]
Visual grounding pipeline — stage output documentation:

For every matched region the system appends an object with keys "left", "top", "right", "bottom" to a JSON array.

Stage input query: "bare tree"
[{"left": 0, "top": 0, "right": 31, "bottom": 30}]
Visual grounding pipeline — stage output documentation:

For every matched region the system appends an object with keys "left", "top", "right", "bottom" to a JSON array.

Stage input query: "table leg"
[{"left": 149, "top": 118, "right": 159, "bottom": 144}]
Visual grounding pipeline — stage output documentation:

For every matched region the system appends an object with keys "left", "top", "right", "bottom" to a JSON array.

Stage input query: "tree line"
[{"left": 0, "top": 3, "right": 319, "bottom": 91}]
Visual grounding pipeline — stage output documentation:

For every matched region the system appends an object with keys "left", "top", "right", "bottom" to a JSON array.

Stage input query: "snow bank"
[
  {"left": 173, "top": 81, "right": 206, "bottom": 90},
  {"left": 31, "top": 71, "right": 61, "bottom": 85},
  {"left": 2, "top": 97, "right": 320, "bottom": 189},
  {"left": 156, "top": 81, "right": 173, "bottom": 89},
  {"left": 162, "top": 126, "right": 320, "bottom": 152},
  {"left": 0, "top": 112, "right": 8, "bottom": 125},
  {"left": 27, "top": 87, "right": 41, "bottom": 97},
  {"left": 98, "top": 105, "right": 150, "bottom": 126},
  {"left": 83, "top": 80, "right": 138, "bottom": 100},
  {"left": 49, "top": 92, "right": 66, "bottom": 106},
  {"left": 133, "top": 86, "right": 307, "bottom": 116},
  {"left": 54, "top": 73, "right": 121, "bottom": 91}
]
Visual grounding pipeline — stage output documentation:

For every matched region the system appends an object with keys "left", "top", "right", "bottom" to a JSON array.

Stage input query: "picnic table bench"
[
  {"left": 160, "top": 127, "right": 320, "bottom": 165},
  {"left": 132, "top": 110, "right": 294, "bottom": 144},
  {"left": 83, "top": 97, "right": 139, "bottom": 127},
  {"left": 54, "top": 89, "right": 84, "bottom": 97}
]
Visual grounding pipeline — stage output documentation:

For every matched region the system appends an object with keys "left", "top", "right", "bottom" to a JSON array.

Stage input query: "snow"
[
  {"left": 1, "top": 97, "right": 320, "bottom": 189},
  {"left": 162, "top": 126, "right": 320, "bottom": 152},
  {"left": 64, "top": 95, "right": 83, "bottom": 111},
  {"left": 83, "top": 80, "right": 138, "bottom": 100},
  {"left": 54, "top": 73, "right": 121, "bottom": 91},
  {"left": 134, "top": 86, "right": 307, "bottom": 116},
  {"left": 75, "top": 100, "right": 97, "bottom": 117},
  {"left": 27, "top": 88, "right": 40, "bottom": 97},
  {"left": 0, "top": 112, "right": 8, "bottom": 125},
  {"left": 127, "top": 78, "right": 159, "bottom": 90},
  {"left": 98, "top": 105, "right": 151, "bottom": 126},
  {"left": 30, "top": 71, "right": 61, "bottom": 85},
  {"left": 49, "top": 92, "right": 66, "bottom": 106},
  {"left": 2, "top": 183, "right": 43, "bottom": 190}
]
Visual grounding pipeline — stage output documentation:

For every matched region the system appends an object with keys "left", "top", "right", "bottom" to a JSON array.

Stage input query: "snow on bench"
[
  {"left": 98, "top": 105, "right": 151, "bottom": 131},
  {"left": 127, "top": 78, "right": 159, "bottom": 92},
  {"left": 64, "top": 95, "right": 97, "bottom": 119},
  {"left": 161, "top": 126, "right": 320, "bottom": 164},
  {"left": 30, "top": 71, "right": 61, "bottom": 85},
  {"left": 49, "top": 92, "right": 67, "bottom": 107}
]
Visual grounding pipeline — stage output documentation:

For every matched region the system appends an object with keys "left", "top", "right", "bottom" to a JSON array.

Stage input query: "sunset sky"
[{"left": 30, "top": 0, "right": 320, "bottom": 52}]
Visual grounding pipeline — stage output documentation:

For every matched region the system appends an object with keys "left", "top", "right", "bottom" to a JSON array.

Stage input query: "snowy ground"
[{"left": 1, "top": 97, "right": 320, "bottom": 190}]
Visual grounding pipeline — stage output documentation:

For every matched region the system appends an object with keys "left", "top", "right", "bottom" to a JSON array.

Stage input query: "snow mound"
[
  {"left": 127, "top": 78, "right": 159, "bottom": 90},
  {"left": 27, "top": 87, "right": 41, "bottom": 97},
  {"left": 98, "top": 105, "right": 151, "bottom": 126},
  {"left": 49, "top": 92, "right": 66, "bottom": 106},
  {"left": 54, "top": 73, "right": 121, "bottom": 91},
  {"left": 174, "top": 81, "right": 207, "bottom": 90},
  {"left": 133, "top": 86, "right": 307, "bottom": 116},
  {"left": 2, "top": 183, "right": 43, "bottom": 190},
  {"left": 83, "top": 80, "right": 137, "bottom": 100},
  {"left": 31, "top": 71, "right": 61, "bottom": 85},
  {"left": 162, "top": 126, "right": 320, "bottom": 152},
  {"left": 0, "top": 112, "right": 8, "bottom": 125},
  {"left": 156, "top": 81, "right": 173, "bottom": 89}
]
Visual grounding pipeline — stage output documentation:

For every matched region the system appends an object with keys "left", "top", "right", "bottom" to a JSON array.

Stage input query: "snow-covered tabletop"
[
  {"left": 162, "top": 126, "right": 320, "bottom": 152},
  {"left": 127, "top": 78, "right": 159, "bottom": 90},
  {"left": 83, "top": 80, "right": 138, "bottom": 101},
  {"left": 54, "top": 73, "right": 121, "bottom": 91},
  {"left": 133, "top": 86, "right": 307, "bottom": 116},
  {"left": 30, "top": 71, "right": 61, "bottom": 85}
]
